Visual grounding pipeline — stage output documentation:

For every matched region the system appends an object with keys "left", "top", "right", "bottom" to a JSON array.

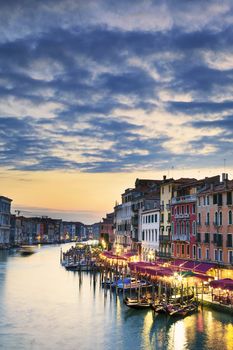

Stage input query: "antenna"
[{"left": 224, "top": 158, "right": 226, "bottom": 173}]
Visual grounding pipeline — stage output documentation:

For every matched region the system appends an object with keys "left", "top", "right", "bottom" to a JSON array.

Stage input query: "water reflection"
[{"left": 0, "top": 245, "right": 232, "bottom": 350}]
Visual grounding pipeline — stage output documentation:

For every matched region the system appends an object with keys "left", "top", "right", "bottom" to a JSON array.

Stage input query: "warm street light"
[
  {"left": 148, "top": 249, "right": 153, "bottom": 263},
  {"left": 102, "top": 239, "right": 107, "bottom": 250}
]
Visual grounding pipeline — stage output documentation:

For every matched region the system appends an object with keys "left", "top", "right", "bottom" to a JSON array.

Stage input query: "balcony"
[
  {"left": 157, "top": 252, "right": 172, "bottom": 258},
  {"left": 174, "top": 213, "right": 190, "bottom": 219},
  {"left": 159, "top": 235, "right": 170, "bottom": 242},
  {"left": 213, "top": 221, "right": 222, "bottom": 227},
  {"left": 171, "top": 194, "right": 197, "bottom": 205},
  {"left": 172, "top": 234, "right": 190, "bottom": 242}
]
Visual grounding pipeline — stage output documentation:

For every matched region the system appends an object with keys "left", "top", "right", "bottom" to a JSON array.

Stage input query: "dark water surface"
[{"left": 0, "top": 244, "right": 232, "bottom": 350}]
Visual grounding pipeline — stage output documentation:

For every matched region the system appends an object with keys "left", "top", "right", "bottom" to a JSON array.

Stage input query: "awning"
[
  {"left": 210, "top": 278, "right": 233, "bottom": 290},
  {"left": 193, "top": 262, "right": 216, "bottom": 273}
]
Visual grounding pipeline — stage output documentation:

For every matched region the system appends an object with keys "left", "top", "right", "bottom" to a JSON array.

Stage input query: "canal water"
[{"left": 0, "top": 244, "right": 232, "bottom": 350}]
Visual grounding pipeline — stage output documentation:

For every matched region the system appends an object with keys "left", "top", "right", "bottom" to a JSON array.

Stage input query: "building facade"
[
  {"left": 197, "top": 174, "right": 233, "bottom": 266},
  {"left": 0, "top": 196, "right": 12, "bottom": 247},
  {"left": 140, "top": 208, "right": 160, "bottom": 261}
]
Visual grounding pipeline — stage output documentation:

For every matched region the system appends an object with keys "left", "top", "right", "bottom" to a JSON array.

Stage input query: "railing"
[
  {"left": 157, "top": 252, "right": 172, "bottom": 258},
  {"left": 171, "top": 194, "right": 197, "bottom": 204},
  {"left": 174, "top": 213, "right": 190, "bottom": 219},
  {"left": 159, "top": 235, "right": 170, "bottom": 242},
  {"left": 172, "top": 234, "right": 190, "bottom": 241}
]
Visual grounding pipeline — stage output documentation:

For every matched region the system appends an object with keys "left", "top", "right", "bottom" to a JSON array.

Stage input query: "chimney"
[
  {"left": 163, "top": 175, "right": 166, "bottom": 181},
  {"left": 224, "top": 173, "right": 229, "bottom": 188}
]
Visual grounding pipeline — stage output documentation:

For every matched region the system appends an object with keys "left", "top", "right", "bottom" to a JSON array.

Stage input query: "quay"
[{"left": 61, "top": 243, "right": 233, "bottom": 316}]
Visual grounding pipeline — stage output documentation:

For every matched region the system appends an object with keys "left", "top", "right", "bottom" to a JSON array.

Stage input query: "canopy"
[{"left": 210, "top": 278, "right": 233, "bottom": 290}]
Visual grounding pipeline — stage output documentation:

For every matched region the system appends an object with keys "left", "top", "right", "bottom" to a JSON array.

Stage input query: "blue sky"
[{"left": 0, "top": 0, "right": 233, "bottom": 222}]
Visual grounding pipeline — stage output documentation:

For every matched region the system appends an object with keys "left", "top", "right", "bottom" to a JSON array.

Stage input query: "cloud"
[{"left": 0, "top": 1, "right": 233, "bottom": 173}]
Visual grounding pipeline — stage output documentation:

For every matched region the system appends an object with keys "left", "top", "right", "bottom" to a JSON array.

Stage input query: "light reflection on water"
[{"left": 0, "top": 245, "right": 232, "bottom": 350}]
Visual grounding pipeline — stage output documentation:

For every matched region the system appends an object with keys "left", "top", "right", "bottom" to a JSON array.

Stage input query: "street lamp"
[
  {"left": 148, "top": 249, "right": 153, "bottom": 263},
  {"left": 115, "top": 244, "right": 121, "bottom": 275},
  {"left": 102, "top": 239, "right": 107, "bottom": 250}
]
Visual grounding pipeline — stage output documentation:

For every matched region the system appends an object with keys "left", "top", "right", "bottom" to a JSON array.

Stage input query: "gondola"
[{"left": 124, "top": 297, "right": 151, "bottom": 309}]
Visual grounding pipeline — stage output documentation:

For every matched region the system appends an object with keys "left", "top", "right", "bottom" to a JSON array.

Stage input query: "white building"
[
  {"left": 140, "top": 208, "right": 160, "bottom": 261},
  {"left": 0, "top": 196, "right": 12, "bottom": 247}
]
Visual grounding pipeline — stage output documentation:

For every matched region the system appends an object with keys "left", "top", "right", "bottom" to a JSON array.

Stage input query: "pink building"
[{"left": 197, "top": 174, "right": 233, "bottom": 266}]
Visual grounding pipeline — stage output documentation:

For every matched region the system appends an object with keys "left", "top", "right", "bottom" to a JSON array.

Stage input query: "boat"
[
  {"left": 168, "top": 302, "right": 198, "bottom": 317},
  {"left": 124, "top": 297, "right": 151, "bottom": 309},
  {"left": 19, "top": 245, "right": 36, "bottom": 256}
]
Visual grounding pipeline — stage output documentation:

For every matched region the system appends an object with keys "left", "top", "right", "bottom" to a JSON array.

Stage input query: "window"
[
  {"left": 198, "top": 213, "right": 201, "bottom": 225},
  {"left": 177, "top": 206, "right": 180, "bottom": 214},
  {"left": 151, "top": 215, "right": 154, "bottom": 223},
  {"left": 187, "top": 244, "right": 190, "bottom": 256},
  {"left": 228, "top": 251, "right": 233, "bottom": 264},
  {"left": 161, "top": 214, "right": 164, "bottom": 223},
  {"left": 229, "top": 211, "right": 232, "bottom": 225},
  {"left": 219, "top": 212, "right": 222, "bottom": 226},
  {"left": 214, "top": 212, "right": 218, "bottom": 225},
  {"left": 177, "top": 245, "right": 180, "bottom": 254},
  {"left": 155, "top": 214, "right": 157, "bottom": 223},
  {"left": 162, "top": 187, "right": 164, "bottom": 194},
  {"left": 206, "top": 212, "right": 210, "bottom": 225},
  {"left": 142, "top": 230, "right": 145, "bottom": 240},
  {"left": 203, "top": 196, "right": 206, "bottom": 206},
  {"left": 227, "top": 234, "right": 232, "bottom": 247},
  {"left": 198, "top": 247, "right": 202, "bottom": 259},
  {"left": 206, "top": 196, "right": 210, "bottom": 205},
  {"left": 182, "top": 206, "right": 184, "bottom": 214},
  {"left": 192, "top": 221, "right": 196, "bottom": 235},
  {"left": 213, "top": 194, "right": 217, "bottom": 205},
  {"left": 187, "top": 205, "right": 189, "bottom": 214},
  {"left": 214, "top": 249, "right": 218, "bottom": 261},
  {"left": 186, "top": 221, "right": 190, "bottom": 238},
  {"left": 181, "top": 221, "right": 184, "bottom": 235},
  {"left": 181, "top": 244, "right": 184, "bottom": 255},
  {"left": 198, "top": 198, "right": 201, "bottom": 206},
  {"left": 218, "top": 193, "right": 223, "bottom": 206},
  {"left": 204, "top": 232, "right": 210, "bottom": 243},
  {"left": 219, "top": 250, "right": 223, "bottom": 262},
  {"left": 193, "top": 245, "right": 196, "bottom": 258},
  {"left": 227, "top": 192, "right": 232, "bottom": 205},
  {"left": 171, "top": 222, "right": 174, "bottom": 235},
  {"left": 148, "top": 216, "right": 151, "bottom": 224},
  {"left": 171, "top": 243, "right": 174, "bottom": 253},
  {"left": 168, "top": 213, "right": 171, "bottom": 223},
  {"left": 177, "top": 222, "right": 180, "bottom": 235},
  {"left": 206, "top": 248, "right": 209, "bottom": 260},
  {"left": 192, "top": 204, "right": 196, "bottom": 214}
]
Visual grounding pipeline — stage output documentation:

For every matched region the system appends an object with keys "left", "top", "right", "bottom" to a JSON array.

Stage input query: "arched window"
[
  {"left": 181, "top": 221, "right": 184, "bottom": 235},
  {"left": 192, "top": 221, "right": 196, "bottom": 235},
  {"left": 206, "top": 212, "right": 210, "bottom": 225},
  {"left": 215, "top": 212, "right": 218, "bottom": 225},
  {"left": 177, "top": 222, "right": 180, "bottom": 236},
  {"left": 186, "top": 221, "right": 190, "bottom": 239},
  {"left": 219, "top": 211, "right": 222, "bottom": 226},
  {"left": 229, "top": 211, "right": 232, "bottom": 225}
]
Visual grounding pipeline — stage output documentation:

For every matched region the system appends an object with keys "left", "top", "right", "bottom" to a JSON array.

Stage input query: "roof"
[{"left": 0, "top": 196, "right": 12, "bottom": 202}]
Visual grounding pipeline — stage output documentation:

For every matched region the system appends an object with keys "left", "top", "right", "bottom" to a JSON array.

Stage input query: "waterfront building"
[
  {"left": 0, "top": 196, "right": 12, "bottom": 248},
  {"left": 140, "top": 207, "right": 160, "bottom": 261},
  {"left": 159, "top": 177, "right": 195, "bottom": 258},
  {"left": 114, "top": 179, "right": 161, "bottom": 253},
  {"left": 197, "top": 173, "right": 233, "bottom": 267},
  {"left": 100, "top": 213, "right": 114, "bottom": 249},
  {"left": 114, "top": 188, "right": 133, "bottom": 252}
]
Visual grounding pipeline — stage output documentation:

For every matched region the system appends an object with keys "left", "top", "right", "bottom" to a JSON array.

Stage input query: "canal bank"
[{"left": 0, "top": 244, "right": 232, "bottom": 350}]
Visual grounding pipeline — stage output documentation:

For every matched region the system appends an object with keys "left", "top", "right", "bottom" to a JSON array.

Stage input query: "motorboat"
[{"left": 19, "top": 245, "right": 36, "bottom": 256}]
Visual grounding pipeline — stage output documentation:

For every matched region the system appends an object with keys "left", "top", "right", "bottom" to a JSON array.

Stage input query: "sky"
[{"left": 0, "top": 0, "right": 233, "bottom": 223}]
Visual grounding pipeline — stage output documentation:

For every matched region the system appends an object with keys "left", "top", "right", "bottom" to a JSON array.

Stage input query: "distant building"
[
  {"left": 100, "top": 213, "right": 114, "bottom": 248},
  {"left": 0, "top": 196, "right": 12, "bottom": 247}
]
